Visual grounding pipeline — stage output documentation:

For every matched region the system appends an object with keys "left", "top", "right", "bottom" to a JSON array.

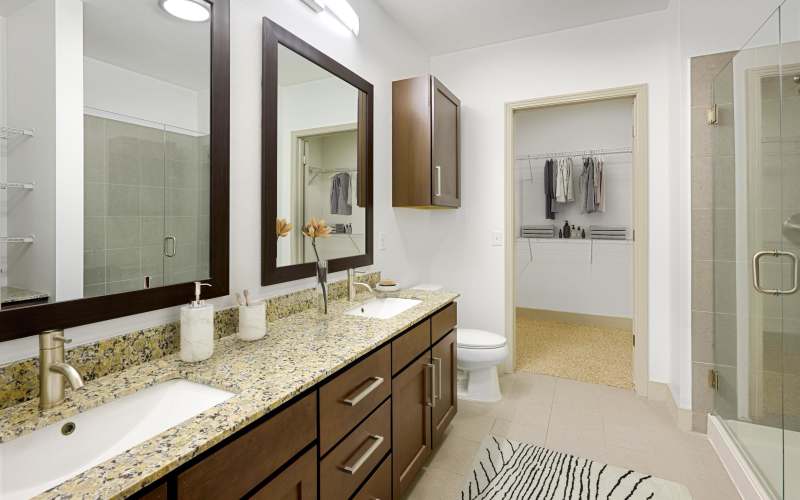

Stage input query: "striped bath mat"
[{"left": 460, "top": 436, "right": 692, "bottom": 500}]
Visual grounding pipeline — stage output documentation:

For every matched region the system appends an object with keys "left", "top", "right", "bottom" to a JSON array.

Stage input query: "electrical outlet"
[
  {"left": 378, "top": 232, "right": 386, "bottom": 251},
  {"left": 491, "top": 231, "right": 503, "bottom": 247}
]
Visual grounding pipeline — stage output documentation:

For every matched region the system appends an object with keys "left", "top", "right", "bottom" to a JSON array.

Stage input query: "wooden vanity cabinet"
[
  {"left": 392, "top": 352, "right": 433, "bottom": 498},
  {"left": 131, "top": 302, "right": 458, "bottom": 500},
  {"left": 432, "top": 329, "right": 457, "bottom": 449},
  {"left": 392, "top": 75, "right": 461, "bottom": 209}
]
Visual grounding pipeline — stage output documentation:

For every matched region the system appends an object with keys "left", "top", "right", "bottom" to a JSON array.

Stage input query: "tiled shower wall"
[
  {"left": 83, "top": 115, "right": 209, "bottom": 297},
  {"left": 690, "top": 51, "right": 736, "bottom": 433}
]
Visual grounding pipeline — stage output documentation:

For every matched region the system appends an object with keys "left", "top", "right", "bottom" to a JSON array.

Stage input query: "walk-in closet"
[{"left": 514, "top": 96, "right": 635, "bottom": 389}]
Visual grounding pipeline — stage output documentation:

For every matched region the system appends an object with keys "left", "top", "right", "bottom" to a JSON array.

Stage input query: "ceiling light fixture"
[
  {"left": 300, "top": 0, "right": 359, "bottom": 36},
  {"left": 159, "top": 0, "right": 210, "bottom": 23}
]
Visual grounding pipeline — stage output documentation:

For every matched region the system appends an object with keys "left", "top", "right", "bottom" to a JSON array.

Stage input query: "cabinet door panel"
[
  {"left": 432, "top": 329, "right": 457, "bottom": 449},
  {"left": 354, "top": 454, "right": 391, "bottom": 500},
  {"left": 250, "top": 446, "right": 317, "bottom": 500},
  {"left": 431, "top": 77, "right": 460, "bottom": 208},
  {"left": 392, "top": 353, "right": 432, "bottom": 498}
]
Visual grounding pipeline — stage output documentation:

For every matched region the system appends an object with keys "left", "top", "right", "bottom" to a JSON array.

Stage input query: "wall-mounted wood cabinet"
[{"left": 392, "top": 75, "right": 461, "bottom": 209}]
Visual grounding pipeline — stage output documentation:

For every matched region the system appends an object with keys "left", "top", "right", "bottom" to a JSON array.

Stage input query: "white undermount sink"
[
  {"left": 0, "top": 379, "right": 234, "bottom": 500},
  {"left": 345, "top": 297, "right": 422, "bottom": 319}
]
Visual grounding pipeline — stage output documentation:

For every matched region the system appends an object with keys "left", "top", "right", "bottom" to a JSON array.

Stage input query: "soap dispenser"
[{"left": 180, "top": 282, "right": 214, "bottom": 362}]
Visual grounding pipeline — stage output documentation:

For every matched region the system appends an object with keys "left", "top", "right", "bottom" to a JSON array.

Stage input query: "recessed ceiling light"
[{"left": 159, "top": 0, "right": 210, "bottom": 23}]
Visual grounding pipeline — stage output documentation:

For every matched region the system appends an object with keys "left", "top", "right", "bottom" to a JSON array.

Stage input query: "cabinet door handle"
[
  {"left": 339, "top": 434, "right": 384, "bottom": 474},
  {"left": 435, "top": 165, "right": 442, "bottom": 197},
  {"left": 425, "top": 362, "right": 436, "bottom": 408},
  {"left": 342, "top": 377, "right": 384, "bottom": 406},
  {"left": 433, "top": 357, "right": 443, "bottom": 401}
]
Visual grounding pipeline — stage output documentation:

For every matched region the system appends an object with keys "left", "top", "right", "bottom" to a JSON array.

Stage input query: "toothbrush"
[
  {"left": 243, "top": 289, "right": 251, "bottom": 307},
  {"left": 235, "top": 292, "right": 244, "bottom": 306}
]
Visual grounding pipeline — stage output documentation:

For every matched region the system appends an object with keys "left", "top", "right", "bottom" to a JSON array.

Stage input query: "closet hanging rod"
[{"left": 516, "top": 146, "right": 632, "bottom": 161}]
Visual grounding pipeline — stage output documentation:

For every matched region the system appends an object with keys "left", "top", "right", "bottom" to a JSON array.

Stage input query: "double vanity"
[{"left": 0, "top": 289, "right": 459, "bottom": 499}]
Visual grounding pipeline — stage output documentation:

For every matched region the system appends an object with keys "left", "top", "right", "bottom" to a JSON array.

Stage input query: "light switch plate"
[{"left": 491, "top": 231, "right": 503, "bottom": 247}]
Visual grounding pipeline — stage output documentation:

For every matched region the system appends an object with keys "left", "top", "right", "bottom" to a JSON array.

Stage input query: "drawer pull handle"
[
  {"left": 339, "top": 434, "right": 384, "bottom": 474},
  {"left": 343, "top": 377, "right": 384, "bottom": 406}
]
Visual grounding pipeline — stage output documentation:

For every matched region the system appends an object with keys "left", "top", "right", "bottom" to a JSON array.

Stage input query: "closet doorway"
[{"left": 503, "top": 86, "right": 649, "bottom": 395}]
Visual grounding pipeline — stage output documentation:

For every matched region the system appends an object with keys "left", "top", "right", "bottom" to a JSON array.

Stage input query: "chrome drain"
[{"left": 61, "top": 422, "right": 76, "bottom": 436}]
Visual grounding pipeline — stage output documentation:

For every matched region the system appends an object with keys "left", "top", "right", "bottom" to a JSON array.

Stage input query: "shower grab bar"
[{"left": 753, "top": 250, "right": 799, "bottom": 295}]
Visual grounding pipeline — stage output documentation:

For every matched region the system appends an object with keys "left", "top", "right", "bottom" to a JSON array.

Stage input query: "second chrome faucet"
[{"left": 347, "top": 268, "right": 374, "bottom": 301}]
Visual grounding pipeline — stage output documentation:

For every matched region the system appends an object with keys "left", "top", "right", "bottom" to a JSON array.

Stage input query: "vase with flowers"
[{"left": 302, "top": 217, "right": 331, "bottom": 314}]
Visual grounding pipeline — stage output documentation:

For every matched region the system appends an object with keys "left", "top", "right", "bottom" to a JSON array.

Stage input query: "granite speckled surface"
[
  {"left": 0, "top": 287, "right": 457, "bottom": 499},
  {"left": 1, "top": 286, "right": 49, "bottom": 305}
]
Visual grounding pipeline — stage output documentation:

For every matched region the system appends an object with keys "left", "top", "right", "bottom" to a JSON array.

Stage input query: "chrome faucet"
[
  {"left": 347, "top": 268, "right": 373, "bottom": 301},
  {"left": 39, "top": 330, "right": 84, "bottom": 410}
]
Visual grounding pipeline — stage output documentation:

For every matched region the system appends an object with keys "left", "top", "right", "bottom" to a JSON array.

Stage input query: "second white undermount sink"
[
  {"left": 345, "top": 297, "right": 422, "bottom": 319},
  {"left": 0, "top": 379, "right": 234, "bottom": 500}
]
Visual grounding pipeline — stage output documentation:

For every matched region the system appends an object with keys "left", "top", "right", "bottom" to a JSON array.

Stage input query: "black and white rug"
[{"left": 460, "top": 436, "right": 692, "bottom": 500}]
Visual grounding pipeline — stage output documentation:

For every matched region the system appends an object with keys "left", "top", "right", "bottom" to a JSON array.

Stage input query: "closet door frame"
[{"left": 502, "top": 84, "right": 650, "bottom": 397}]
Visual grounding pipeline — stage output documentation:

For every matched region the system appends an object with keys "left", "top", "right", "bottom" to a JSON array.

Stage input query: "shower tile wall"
[
  {"left": 83, "top": 115, "right": 209, "bottom": 297},
  {"left": 690, "top": 51, "right": 736, "bottom": 433}
]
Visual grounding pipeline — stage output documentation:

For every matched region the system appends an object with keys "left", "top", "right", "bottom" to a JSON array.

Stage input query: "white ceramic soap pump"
[{"left": 180, "top": 282, "right": 214, "bottom": 362}]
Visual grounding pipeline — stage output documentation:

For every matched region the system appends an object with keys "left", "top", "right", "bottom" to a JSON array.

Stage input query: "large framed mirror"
[
  {"left": 262, "top": 18, "right": 373, "bottom": 285},
  {"left": 0, "top": 0, "right": 229, "bottom": 341}
]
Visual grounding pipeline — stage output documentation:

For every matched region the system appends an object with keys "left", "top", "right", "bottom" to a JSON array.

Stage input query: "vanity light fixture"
[
  {"left": 159, "top": 0, "right": 210, "bottom": 23},
  {"left": 299, "top": 0, "right": 360, "bottom": 36}
]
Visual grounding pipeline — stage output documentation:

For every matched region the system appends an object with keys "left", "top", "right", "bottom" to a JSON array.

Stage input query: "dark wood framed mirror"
[
  {"left": 261, "top": 18, "right": 373, "bottom": 286},
  {"left": 0, "top": 0, "right": 229, "bottom": 342}
]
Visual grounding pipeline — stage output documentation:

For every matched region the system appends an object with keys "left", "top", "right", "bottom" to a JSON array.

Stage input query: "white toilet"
[
  {"left": 456, "top": 329, "right": 508, "bottom": 402},
  {"left": 411, "top": 284, "right": 508, "bottom": 402}
]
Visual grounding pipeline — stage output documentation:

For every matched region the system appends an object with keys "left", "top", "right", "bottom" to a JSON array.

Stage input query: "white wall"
[
  {"left": 428, "top": 7, "right": 678, "bottom": 387},
  {"left": 0, "top": 0, "right": 431, "bottom": 363},
  {"left": 84, "top": 57, "right": 205, "bottom": 133}
]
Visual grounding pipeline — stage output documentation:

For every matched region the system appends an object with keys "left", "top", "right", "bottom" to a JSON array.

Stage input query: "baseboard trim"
[
  {"left": 647, "top": 381, "right": 692, "bottom": 431},
  {"left": 516, "top": 307, "right": 633, "bottom": 331},
  {"left": 707, "top": 414, "right": 775, "bottom": 500}
]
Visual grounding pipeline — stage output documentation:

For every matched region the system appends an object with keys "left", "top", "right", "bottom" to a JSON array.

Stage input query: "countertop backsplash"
[{"left": 0, "top": 272, "right": 380, "bottom": 411}]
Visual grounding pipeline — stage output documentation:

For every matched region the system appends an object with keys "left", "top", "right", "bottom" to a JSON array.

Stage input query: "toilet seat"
[{"left": 457, "top": 329, "right": 506, "bottom": 350}]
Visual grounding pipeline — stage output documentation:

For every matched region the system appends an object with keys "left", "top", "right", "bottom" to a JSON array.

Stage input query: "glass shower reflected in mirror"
[
  {"left": 709, "top": 2, "right": 800, "bottom": 497},
  {"left": 0, "top": 0, "right": 210, "bottom": 308}
]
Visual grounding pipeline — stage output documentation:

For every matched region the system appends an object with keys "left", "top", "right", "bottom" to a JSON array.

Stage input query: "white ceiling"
[
  {"left": 83, "top": 0, "right": 210, "bottom": 90},
  {"left": 375, "top": 0, "right": 671, "bottom": 55}
]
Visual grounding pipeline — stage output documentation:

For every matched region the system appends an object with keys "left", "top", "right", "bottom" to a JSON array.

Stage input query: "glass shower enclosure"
[{"left": 709, "top": 1, "right": 800, "bottom": 498}]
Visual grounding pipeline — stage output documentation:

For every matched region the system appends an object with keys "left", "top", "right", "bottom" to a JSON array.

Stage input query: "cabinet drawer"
[
  {"left": 320, "top": 345, "right": 391, "bottom": 454},
  {"left": 431, "top": 302, "right": 457, "bottom": 344},
  {"left": 392, "top": 320, "right": 430, "bottom": 375},
  {"left": 177, "top": 392, "right": 317, "bottom": 500},
  {"left": 354, "top": 454, "right": 391, "bottom": 500},
  {"left": 250, "top": 446, "right": 317, "bottom": 500},
  {"left": 320, "top": 399, "right": 391, "bottom": 500}
]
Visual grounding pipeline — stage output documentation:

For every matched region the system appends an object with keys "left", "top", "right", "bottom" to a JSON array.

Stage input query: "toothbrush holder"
[{"left": 237, "top": 302, "right": 267, "bottom": 341}]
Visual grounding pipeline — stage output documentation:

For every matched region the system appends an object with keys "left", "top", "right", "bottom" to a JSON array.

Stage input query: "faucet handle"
[{"left": 39, "top": 330, "right": 71, "bottom": 349}]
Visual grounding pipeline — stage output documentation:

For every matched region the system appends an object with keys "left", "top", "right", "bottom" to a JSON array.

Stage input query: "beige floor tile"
[{"left": 407, "top": 374, "right": 741, "bottom": 500}]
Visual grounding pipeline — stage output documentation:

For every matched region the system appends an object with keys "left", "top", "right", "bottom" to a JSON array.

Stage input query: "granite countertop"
[
  {"left": 1, "top": 286, "right": 49, "bottom": 305},
  {"left": 0, "top": 289, "right": 458, "bottom": 499}
]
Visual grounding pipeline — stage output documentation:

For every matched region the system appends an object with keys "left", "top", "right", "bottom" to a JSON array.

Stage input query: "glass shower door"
[{"left": 710, "top": 6, "right": 789, "bottom": 498}]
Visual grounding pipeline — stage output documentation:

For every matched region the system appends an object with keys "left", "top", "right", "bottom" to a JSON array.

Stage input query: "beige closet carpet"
[{"left": 516, "top": 314, "right": 633, "bottom": 389}]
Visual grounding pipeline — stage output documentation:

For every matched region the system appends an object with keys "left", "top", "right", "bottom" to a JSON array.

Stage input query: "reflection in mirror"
[
  {"left": 275, "top": 44, "right": 365, "bottom": 267},
  {"left": 0, "top": 0, "right": 210, "bottom": 309}
]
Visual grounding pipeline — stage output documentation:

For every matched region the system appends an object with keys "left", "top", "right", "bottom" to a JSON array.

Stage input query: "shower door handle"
[
  {"left": 753, "top": 250, "right": 799, "bottom": 295},
  {"left": 435, "top": 165, "right": 442, "bottom": 197},
  {"left": 164, "top": 236, "right": 177, "bottom": 258}
]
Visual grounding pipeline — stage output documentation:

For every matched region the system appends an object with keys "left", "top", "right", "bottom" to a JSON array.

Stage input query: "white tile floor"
[{"left": 406, "top": 372, "right": 741, "bottom": 500}]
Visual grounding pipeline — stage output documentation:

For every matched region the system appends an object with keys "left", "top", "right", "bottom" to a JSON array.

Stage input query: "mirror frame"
[
  {"left": 261, "top": 18, "right": 373, "bottom": 286},
  {"left": 0, "top": 0, "right": 230, "bottom": 342}
]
